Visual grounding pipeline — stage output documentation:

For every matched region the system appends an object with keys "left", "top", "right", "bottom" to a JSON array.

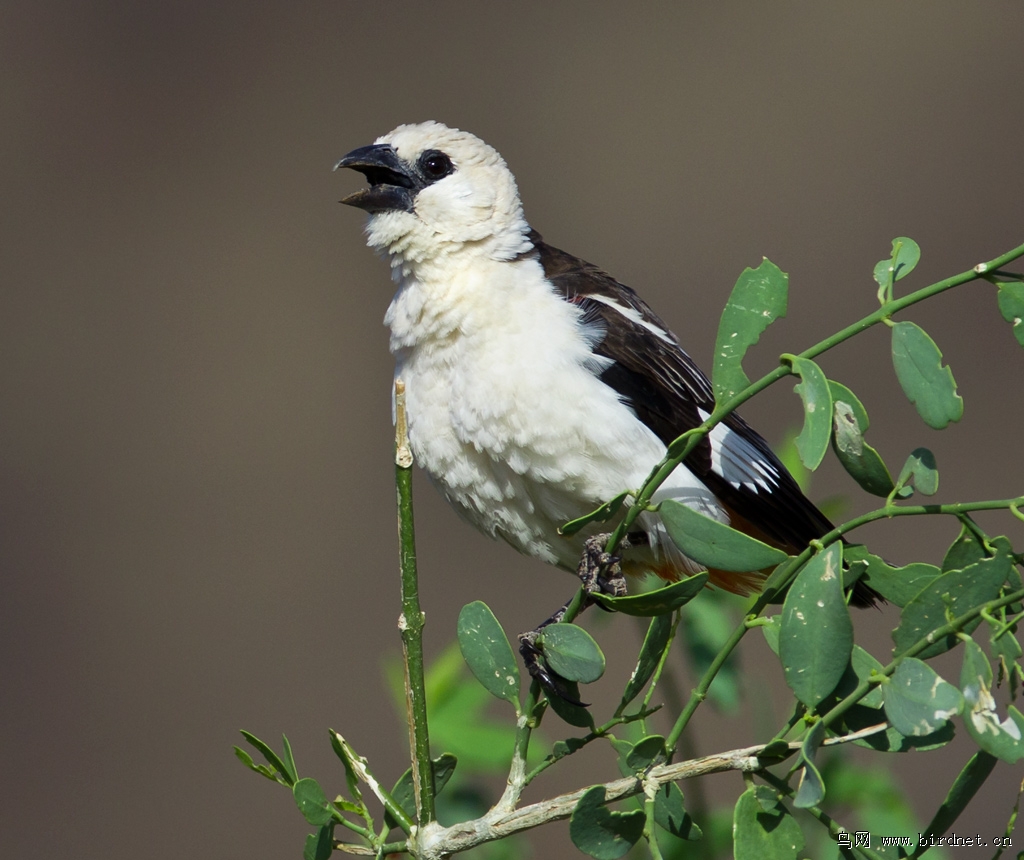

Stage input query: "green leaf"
[
  {"left": 785, "top": 356, "right": 832, "bottom": 470},
  {"left": 779, "top": 544, "right": 853, "bottom": 707},
  {"left": 828, "top": 381, "right": 895, "bottom": 496},
  {"left": 654, "top": 782, "right": 702, "bottom": 841},
  {"left": 559, "top": 491, "right": 630, "bottom": 536},
  {"left": 891, "top": 320, "right": 964, "bottom": 429},
  {"left": 712, "top": 259, "right": 788, "bottom": 403},
  {"left": 918, "top": 751, "right": 998, "bottom": 847},
  {"left": 849, "top": 546, "right": 940, "bottom": 608},
  {"left": 793, "top": 720, "right": 827, "bottom": 808},
  {"left": 843, "top": 702, "right": 956, "bottom": 753},
  {"left": 732, "top": 786, "right": 804, "bottom": 859},
  {"left": 303, "top": 824, "right": 334, "bottom": 860},
  {"left": 942, "top": 523, "right": 987, "bottom": 573},
  {"left": 960, "top": 638, "right": 1024, "bottom": 763},
  {"left": 619, "top": 614, "right": 674, "bottom": 710},
  {"left": 280, "top": 734, "right": 298, "bottom": 785},
  {"left": 659, "top": 500, "right": 789, "bottom": 572},
  {"left": 893, "top": 550, "right": 1013, "bottom": 659},
  {"left": 540, "top": 623, "right": 606, "bottom": 684},
  {"left": 569, "top": 786, "right": 645, "bottom": 859},
  {"left": 833, "top": 645, "right": 886, "bottom": 709},
  {"left": 294, "top": 778, "right": 335, "bottom": 827},
  {"left": 239, "top": 730, "right": 296, "bottom": 787},
  {"left": 893, "top": 446, "right": 938, "bottom": 498},
  {"left": 233, "top": 746, "right": 279, "bottom": 782},
  {"left": 546, "top": 681, "right": 595, "bottom": 729},
  {"left": 385, "top": 754, "right": 458, "bottom": 830},
  {"left": 457, "top": 601, "right": 520, "bottom": 706},
  {"left": 883, "top": 658, "right": 962, "bottom": 736},
  {"left": 874, "top": 237, "right": 921, "bottom": 303},
  {"left": 592, "top": 573, "right": 708, "bottom": 616},
  {"left": 624, "top": 734, "right": 666, "bottom": 772},
  {"left": 996, "top": 280, "right": 1024, "bottom": 347},
  {"left": 760, "top": 615, "right": 780, "bottom": 655}
]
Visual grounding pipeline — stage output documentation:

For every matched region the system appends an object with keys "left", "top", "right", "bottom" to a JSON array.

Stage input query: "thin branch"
[
  {"left": 411, "top": 728, "right": 886, "bottom": 859},
  {"left": 395, "top": 380, "right": 435, "bottom": 825}
]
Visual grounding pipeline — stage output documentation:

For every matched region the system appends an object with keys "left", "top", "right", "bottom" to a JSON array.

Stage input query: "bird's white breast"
[{"left": 384, "top": 255, "right": 716, "bottom": 572}]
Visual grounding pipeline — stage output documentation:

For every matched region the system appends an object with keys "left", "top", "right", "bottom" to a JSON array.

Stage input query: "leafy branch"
[{"left": 239, "top": 237, "right": 1024, "bottom": 859}]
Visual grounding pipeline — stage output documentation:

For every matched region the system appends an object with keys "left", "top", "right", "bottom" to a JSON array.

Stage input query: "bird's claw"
[{"left": 518, "top": 631, "right": 588, "bottom": 707}]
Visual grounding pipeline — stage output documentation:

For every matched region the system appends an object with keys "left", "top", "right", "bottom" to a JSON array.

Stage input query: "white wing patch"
[
  {"left": 583, "top": 294, "right": 676, "bottom": 345},
  {"left": 699, "top": 408, "right": 781, "bottom": 493}
]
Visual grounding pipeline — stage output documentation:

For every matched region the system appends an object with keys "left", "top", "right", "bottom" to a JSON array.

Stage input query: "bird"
[{"left": 336, "top": 121, "right": 874, "bottom": 693}]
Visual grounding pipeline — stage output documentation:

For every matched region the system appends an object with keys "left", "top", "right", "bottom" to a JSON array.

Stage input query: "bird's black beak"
[{"left": 335, "top": 144, "right": 417, "bottom": 213}]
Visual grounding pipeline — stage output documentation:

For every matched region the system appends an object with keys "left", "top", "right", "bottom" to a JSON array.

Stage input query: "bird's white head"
[{"left": 336, "top": 122, "right": 531, "bottom": 275}]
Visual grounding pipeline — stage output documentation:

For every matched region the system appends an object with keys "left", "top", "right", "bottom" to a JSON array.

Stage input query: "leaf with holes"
[
  {"left": 891, "top": 321, "right": 963, "bottom": 429},
  {"left": 786, "top": 356, "right": 832, "bottom": 470},
  {"left": 712, "top": 259, "right": 788, "bottom": 403}
]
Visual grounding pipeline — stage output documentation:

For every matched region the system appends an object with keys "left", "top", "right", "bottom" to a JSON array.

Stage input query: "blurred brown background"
[{"left": 3, "top": 2, "right": 1024, "bottom": 858}]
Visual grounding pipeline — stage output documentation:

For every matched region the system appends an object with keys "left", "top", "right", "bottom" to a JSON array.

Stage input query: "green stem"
[
  {"left": 606, "top": 240, "right": 1024, "bottom": 555},
  {"left": 394, "top": 380, "right": 435, "bottom": 826},
  {"left": 757, "top": 771, "right": 890, "bottom": 860},
  {"left": 664, "top": 496, "right": 1024, "bottom": 756}
]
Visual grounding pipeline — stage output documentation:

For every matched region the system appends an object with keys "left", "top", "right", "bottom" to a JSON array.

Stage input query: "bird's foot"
[
  {"left": 518, "top": 628, "right": 587, "bottom": 707},
  {"left": 578, "top": 532, "right": 630, "bottom": 598},
  {"left": 516, "top": 533, "right": 639, "bottom": 706}
]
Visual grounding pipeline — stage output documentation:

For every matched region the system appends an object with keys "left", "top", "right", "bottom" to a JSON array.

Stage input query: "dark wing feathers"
[{"left": 528, "top": 230, "right": 837, "bottom": 553}]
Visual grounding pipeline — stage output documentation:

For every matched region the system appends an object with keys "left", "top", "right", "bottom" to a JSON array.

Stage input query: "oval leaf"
[
  {"left": 540, "top": 623, "right": 606, "bottom": 684},
  {"left": 787, "top": 356, "right": 832, "bottom": 470},
  {"left": 570, "top": 786, "right": 645, "bottom": 860},
  {"left": 883, "top": 658, "right": 962, "bottom": 737},
  {"left": 659, "top": 500, "right": 789, "bottom": 572},
  {"left": 891, "top": 321, "right": 964, "bottom": 429},
  {"left": 712, "top": 259, "right": 788, "bottom": 403},
  {"left": 829, "top": 380, "right": 895, "bottom": 496},
  {"left": 996, "top": 281, "right": 1024, "bottom": 347},
  {"left": 457, "top": 601, "right": 520, "bottom": 705},
  {"left": 733, "top": 787, "right": 804, "bottom": 860},
  {"left": 779, "top": 544, "right": 853, "bottom": 707},
  {"left": 293, "top": 778, "right": 334, "bottom": 826},
  {"left": 592, "top": 572, "right": 708, "bottom": 616},
  {"left": 893, "top": 550, "right": 1012, "bottom": 659}
]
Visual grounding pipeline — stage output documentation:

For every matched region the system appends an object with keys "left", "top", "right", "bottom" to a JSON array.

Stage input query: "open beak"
[{"left": 334, "top": 144, "right": 417, "bottom": 213}]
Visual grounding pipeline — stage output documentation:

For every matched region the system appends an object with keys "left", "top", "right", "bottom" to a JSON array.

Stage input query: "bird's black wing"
[{"left": 528, "top": 230, "right": 838, "bottom": 555}]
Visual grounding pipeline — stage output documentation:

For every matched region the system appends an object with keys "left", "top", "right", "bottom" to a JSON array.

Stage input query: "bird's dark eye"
[{"left": 418, "top": 150, "right": 454, "bottom": 181}]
